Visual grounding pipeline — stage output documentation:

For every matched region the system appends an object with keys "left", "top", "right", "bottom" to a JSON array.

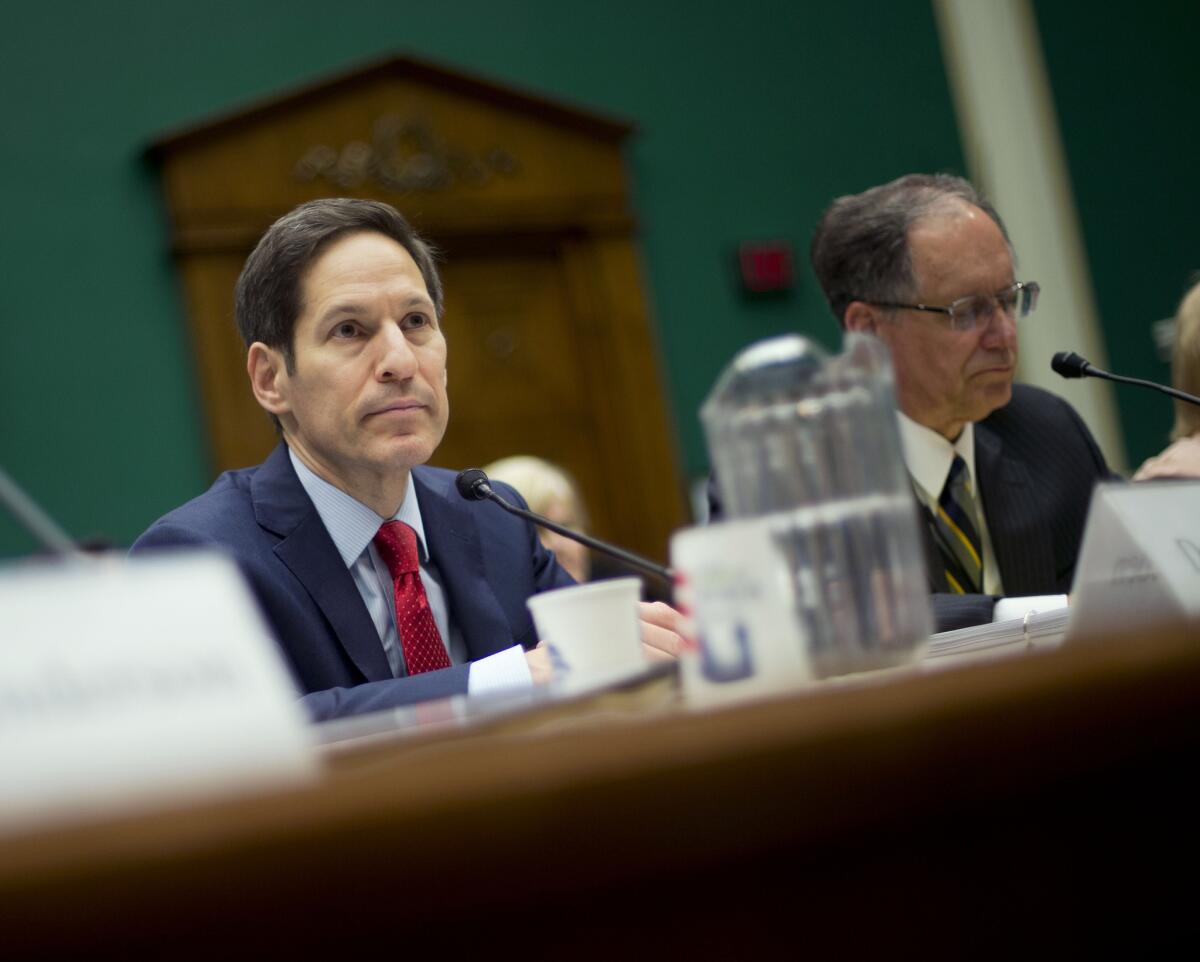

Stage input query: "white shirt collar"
[
  {"left": 896, "top": 412, "right": 978, "bottom": 502},
  {"left": 288, "top": 448, "right": 429, "bottom": 568}
]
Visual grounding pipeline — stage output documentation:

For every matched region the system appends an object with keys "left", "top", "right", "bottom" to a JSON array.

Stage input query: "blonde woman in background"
[
  {"left": 482, "top": 456, "right": 592, "bottom": 583},
  {"left": 1134, "top": 280, "right": 1200, "bottom": 480}
]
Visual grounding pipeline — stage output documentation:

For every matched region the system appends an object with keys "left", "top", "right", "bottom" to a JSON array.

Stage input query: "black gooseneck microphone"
[
  {"left": 1051, "top": 351, "right": 1200, "bottom": 408},
  {"left": 0, "top": 464, "right": 86, "bottom": 559},
  {"left": 455, "top": 468, "right": 674, "bottom": 582}
]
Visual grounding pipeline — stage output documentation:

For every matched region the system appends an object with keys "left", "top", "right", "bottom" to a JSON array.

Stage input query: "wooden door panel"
[
  {"left": 439, "top": 252, "right": 588, "bottom": 421},
  {"left": 432, "top": 249, "right": 615, "bottom": 542},
  {"left": 178, "top": 253, "right": 276, "bottom": 473}
]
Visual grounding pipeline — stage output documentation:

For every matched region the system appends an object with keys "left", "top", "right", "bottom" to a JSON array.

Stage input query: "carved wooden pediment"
[{"left": 149, "top": 54, "right": 636, "bottom": 247}]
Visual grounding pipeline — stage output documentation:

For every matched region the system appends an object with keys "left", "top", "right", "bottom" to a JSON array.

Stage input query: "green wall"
[
  {"left": 0, "top": 0, "right": 974, "bottom": 557},
  {"left": 1034, "top": 0, "right": 1200, "bottom": 470}
]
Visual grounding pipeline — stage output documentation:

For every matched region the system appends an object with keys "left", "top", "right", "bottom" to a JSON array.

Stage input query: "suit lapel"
[
  {"left": 413, "top": 468, "right": 515, "bottom": 660},
  {"left": 975, "top": 420, "right": 1056, "bottom": 594},
  {"left": 251, "top": 444, "right": 392, "bottom": 682}
]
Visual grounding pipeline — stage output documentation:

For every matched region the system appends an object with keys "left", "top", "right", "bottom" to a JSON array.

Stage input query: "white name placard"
[
  {"left": 672, "top": 518, "right": 812, "bottom": 707},
  {"left": 0, "top": 551, "right": 316, "bottom": 831},
  {"left": 1066, "top": 481, "right": 1200, "bottom": 642}
]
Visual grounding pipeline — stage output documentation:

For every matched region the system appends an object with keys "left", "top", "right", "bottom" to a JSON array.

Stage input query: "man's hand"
[
  {"left": 525, "top": 601, "right": 685, "bottom": 683},
  {"left": 638, "top": 600, "right": 685, "bottom": 662},
  {"left": 524, "top": 643, "right": 554, "bottom": 685}
]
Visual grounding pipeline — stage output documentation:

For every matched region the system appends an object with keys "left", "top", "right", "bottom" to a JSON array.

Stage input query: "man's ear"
[
  {"left": 247, "top": 342, "right": 291, "bottom": 417},
  {"left": 843, "top": 301, "right": 879, "bottom": 334}
]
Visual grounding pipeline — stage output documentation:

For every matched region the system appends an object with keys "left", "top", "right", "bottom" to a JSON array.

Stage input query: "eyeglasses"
[{"left": 868, "top": 281, "right": 1040, "bottom": 332}]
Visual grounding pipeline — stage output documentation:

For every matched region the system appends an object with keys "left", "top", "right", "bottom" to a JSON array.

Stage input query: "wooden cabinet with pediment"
[{"left": 148, "top": 55, "right": 687, "bottom": 565}]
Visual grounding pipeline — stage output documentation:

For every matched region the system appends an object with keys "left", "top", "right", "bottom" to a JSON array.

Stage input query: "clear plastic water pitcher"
[{"left": 701, "top": 333, "right": 932, "bottom": 676}]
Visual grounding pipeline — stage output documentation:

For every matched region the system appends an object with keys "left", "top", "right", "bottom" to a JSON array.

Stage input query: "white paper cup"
[{"left": 526, "top": 578, "right": 646, "bottom": 680}]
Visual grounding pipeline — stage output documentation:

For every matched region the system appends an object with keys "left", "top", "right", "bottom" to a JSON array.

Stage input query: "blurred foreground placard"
[
  {"left": 1067, "top": 480, "right": 1200, "bottom": 642},
  {"left": 0, "top": 552, "right": 315, "bottom": 832}
]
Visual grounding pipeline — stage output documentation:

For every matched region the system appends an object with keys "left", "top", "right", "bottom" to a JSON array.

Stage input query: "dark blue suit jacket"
[{"left": 131, "top": 444, "right": 574, "bottom": 720}]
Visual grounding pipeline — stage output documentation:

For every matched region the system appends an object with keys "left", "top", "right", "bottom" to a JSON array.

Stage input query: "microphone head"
[
  {"left": 1051, "top": 351, "right": 1090, "bottom": 379},
  {"left": 455, "top": 468, "right": 491, "bottom": 501}
]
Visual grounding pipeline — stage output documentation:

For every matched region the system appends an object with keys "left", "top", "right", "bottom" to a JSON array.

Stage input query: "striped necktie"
[{"left": 930, "top": 455, "right": 984, "bottom": 594}]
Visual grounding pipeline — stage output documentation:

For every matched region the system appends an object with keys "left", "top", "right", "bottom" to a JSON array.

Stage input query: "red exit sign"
[{"left": 738, "top": 241, "right": 794, "bottom": 293}]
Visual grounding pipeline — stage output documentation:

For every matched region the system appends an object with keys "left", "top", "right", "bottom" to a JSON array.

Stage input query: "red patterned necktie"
[{"left": 372, "top": 520, "right": 451, "bottom": 675}]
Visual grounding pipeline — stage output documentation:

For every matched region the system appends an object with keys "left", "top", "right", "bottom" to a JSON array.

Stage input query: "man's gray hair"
[
  {"left": 235, "top": 197, "right": 443, "bottom": 369},
  {"left": 809, "top": 173, "right": 1011, "bottom": 326}
]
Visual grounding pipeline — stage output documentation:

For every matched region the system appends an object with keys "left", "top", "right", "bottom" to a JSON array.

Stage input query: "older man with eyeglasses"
[{"left": 810, "top": 173, "right": 1116, "bottom": 630}]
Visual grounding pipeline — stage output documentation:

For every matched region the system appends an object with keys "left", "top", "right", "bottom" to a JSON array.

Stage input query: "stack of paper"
[{"left": 923, "top": 607, "right": 1070, "bottom": 666}]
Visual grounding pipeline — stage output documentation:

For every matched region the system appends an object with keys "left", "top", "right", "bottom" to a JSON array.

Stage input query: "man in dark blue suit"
[{"left": 134, "top": 199, "right": 679, "bottom": 720}]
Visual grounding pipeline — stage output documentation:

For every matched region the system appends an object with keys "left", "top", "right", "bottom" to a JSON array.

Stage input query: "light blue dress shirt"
[{"left": 289, "top": 450, "right": 530, "bottom": 692}]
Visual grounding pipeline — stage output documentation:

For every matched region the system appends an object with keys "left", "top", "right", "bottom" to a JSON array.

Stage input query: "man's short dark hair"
[
  {"left": 810, "top": 173, "right": 1012, "bottom": 326},
  {"left": 234, "top": 198, "right": 443, "bottom": 368}
]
